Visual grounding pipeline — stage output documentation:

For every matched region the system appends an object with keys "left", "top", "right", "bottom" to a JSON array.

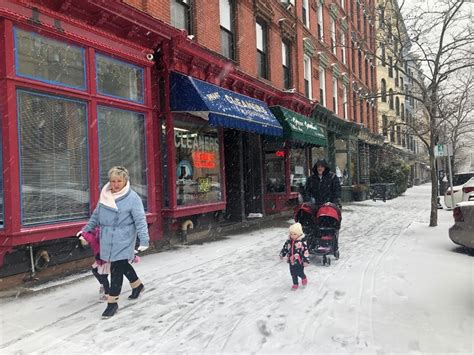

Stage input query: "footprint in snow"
[
  {"left": 257, "top": 320, "right": 272, "bottom": 336},
  {"left": 334, "top": 290, "right": 345, "bottom": 300}
]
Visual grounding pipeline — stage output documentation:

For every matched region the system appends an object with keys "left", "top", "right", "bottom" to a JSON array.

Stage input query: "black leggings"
[
  {"left": 92, "top": 267, "right": 110, "bottom": 294},
  {"left": 289, "top": 264, "right": 306, "bottom": 285},
  {"left": 109, "top": 259, "right": 139, "bottom": 297}
]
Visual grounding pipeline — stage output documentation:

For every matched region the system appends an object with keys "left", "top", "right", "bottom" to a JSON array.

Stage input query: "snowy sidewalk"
[{"left": 0, "top": 184, "right": 472, "bottom": 354}]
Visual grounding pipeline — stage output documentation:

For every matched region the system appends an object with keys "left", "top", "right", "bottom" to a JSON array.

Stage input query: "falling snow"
[{"left": 0, "top": 184, "right": 472, "bottom": 354}]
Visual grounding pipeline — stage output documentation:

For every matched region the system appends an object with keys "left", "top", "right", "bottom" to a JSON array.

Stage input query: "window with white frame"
[
  {"left": 317, "top": 2, "right": 324, "bottom": 40},
  {"left": 332, "top": 76, "right": 338, "bottom": 114},
  {"left": 282, "top": 40, "right": 292, "bottom": 89},
  {"left": 256, "top": 18, "right": 268, "bottom": 79},
  {"left": 319, "top": 66, "right": 326, "bottom": 106},
  {"left": 171, "top": 0, "right": 192, "bottom": 35},
  {"left": 302, "top": 0, "right": 310, "bottom": 28},
  {"left": 343, "top": 85, "right": 348, "bottom": 119},
  {"left": 304, "top": 55, "right": 312, "bottom": 99},
  {"left": 330, "top": 18, "right": 336, "bottom": 55},
  {"left": 341, "top": 32, "right": 346, "bottom": 64},
  {"left": 220, "top": 0, "right": 235, "bottom": 60}
]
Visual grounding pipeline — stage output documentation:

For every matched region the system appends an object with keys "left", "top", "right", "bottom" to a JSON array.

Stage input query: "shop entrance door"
[
  {"left": 242, "top": 132, "right": 264, "bottom": 217},
  {"left": 223, "top": 130, "right": 264, "bottom": 221},
  {"left": 223, "top": 129, "right": 245, "bottom": 221}
]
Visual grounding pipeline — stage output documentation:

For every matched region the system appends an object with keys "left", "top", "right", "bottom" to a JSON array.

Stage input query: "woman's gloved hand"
[{"left": 137, "top": 245, "right": 149, "bottom": 252}]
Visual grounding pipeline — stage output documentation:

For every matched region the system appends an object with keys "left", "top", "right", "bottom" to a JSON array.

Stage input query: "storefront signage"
[
  {"left": 192, "top": 151, "right": 217, "bottom": 169},
  {"left": 287, "top": 115, "right": 325, "bottom": 139},
  {"left": 197, "top": 177, "right": 212, "bottom": 192},
  {"left": 205, "top": 92, "right": 276, "bottom": 123},
  {"left": 175, "top": 132, "right": 219, "bottom": 152},
  {"left": 170, "top": 72, "right": 283, "bottom": 136}
]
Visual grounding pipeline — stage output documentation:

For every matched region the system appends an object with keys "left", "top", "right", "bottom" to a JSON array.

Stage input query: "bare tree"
[
  {"left": 372, "top": 0, "right": 474, "bottom": 226},
  {"left": 438, "top": 70, "right": 474, "bottom": 171}
]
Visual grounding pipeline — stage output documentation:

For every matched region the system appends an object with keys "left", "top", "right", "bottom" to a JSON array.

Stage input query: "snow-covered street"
[{"left": 0, "top": 184, "right": 472, "bottom": 354}]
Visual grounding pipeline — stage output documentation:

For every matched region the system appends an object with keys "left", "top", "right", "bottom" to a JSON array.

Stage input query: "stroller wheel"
[
  {"left": 322, "top": 255, "right": 326, "bottom": 265},
  {"left": 334, "top": 250, "right": 340, "bottom": 260},
  {"left": 326, "top": 257, "right": 331, "bottom": 266}
]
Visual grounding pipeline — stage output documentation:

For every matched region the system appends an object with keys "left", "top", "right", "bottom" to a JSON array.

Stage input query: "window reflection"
[
  {"left": 15, "top": 28, "right": 85, "bottom": 89},
  {"left": 264, "top": 140, "right": 285, "bottom": 193},
  {"left": 290, "top": 148, "right": 307, "bottom": 192},
  {"left": 174, "top": 119, "right": 222, "bottom": 206}
]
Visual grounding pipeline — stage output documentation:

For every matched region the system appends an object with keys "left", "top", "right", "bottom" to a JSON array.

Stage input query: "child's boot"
[
  {"left": 302, "top": 278, "right": 308, "bottom": 286},
  {"left": 128, "top": 279, "right": 145, "bottom": 300},
  {"left": 99, "top": 285, "right": 107, "bottom": 301},
  {"left": 291, "top": 284, "right": 299, "bottom": 291},
  {"left": 102, "top": 296, "right": 119, "bottom": 318}
]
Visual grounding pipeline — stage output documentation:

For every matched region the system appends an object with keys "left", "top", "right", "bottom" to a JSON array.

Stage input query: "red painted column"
[{"left": 2, "top": 19, "right": 22, "bottom": 236}]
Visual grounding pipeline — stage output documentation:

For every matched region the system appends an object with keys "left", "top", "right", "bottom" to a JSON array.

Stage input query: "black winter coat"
[
  {"left": 303, "top": 169, "right": 341, "bottom": 205},
  {"left": 280, "top": 237, "right": 310, "bottom": 265}
]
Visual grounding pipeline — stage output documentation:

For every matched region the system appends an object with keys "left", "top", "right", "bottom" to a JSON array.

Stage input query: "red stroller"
[
  {"left": 314, "top": 202, "right": 341, "bottom": 266},
  {"left": 294, "top": 202, "right": 319, "bottom": 251},
  {"left": 294, "top": 202, "right": 342, "bottom": 266}
]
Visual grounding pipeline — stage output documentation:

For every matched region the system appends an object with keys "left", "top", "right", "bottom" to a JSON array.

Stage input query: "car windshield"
[{"left": 453, "top": 173, "right": 474, "bottom": 186}]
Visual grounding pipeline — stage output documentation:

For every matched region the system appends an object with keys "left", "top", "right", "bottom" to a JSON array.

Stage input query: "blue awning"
[{"left": 170, "top": 72, "right": 283, "bottom": 136}]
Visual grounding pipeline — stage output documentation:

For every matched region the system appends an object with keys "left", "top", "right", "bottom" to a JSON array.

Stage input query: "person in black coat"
[{"left": 303, "top": 159, "right": 341, "bottom": 206}]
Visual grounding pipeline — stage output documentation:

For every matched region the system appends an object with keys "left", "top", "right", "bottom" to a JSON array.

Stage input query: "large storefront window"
[
  {"left": 17, "top": 90, "right": 89, "bottom": 225},
  {"left": 174, "top": 118, "right": 222, "bottom": 206},
  {"left": 335, "top": 138, "right": 349, "bottom": 185},
  {"left": 311, "top": 146, "right": 326, "bottom": 166},
  {"left": 264, "top": 140, "right": 285, "bottom": 193},
  {"left": 14, "top": 28, "right": 86, "bottom": 90},
  {"left": 290, "top": 147, "right": 307, "bottom": 192},
  {"left": 96, "top": 54, "right": 144, "bottom": 103},
  {"left": 98, "top": 106, "right": 147, "bottom": 209}
]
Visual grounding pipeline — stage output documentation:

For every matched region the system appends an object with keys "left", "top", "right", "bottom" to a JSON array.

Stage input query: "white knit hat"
[{"left": 289, "top": 222, "right": 303, "bottom": 236}]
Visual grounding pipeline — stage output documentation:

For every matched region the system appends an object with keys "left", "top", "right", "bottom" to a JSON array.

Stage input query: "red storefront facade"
[{"left": 0, "top": 0, "right": 320, "bottom": 277}]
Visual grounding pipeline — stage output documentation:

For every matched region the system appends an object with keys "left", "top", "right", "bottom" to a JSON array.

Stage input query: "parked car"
[
  {"left": 444, "top": 171, "right": 474, "bottom": 209},
  {"left": 449, "top": 201, "right": 474, "bottom": 251},
  {"left": 461, "top": 177, "right": 474, "bottom": 202}
]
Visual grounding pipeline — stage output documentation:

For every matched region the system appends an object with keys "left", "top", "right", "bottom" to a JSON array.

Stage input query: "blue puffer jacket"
[{"left": 82, "top": 189, "right": 149, "bottom": 262}]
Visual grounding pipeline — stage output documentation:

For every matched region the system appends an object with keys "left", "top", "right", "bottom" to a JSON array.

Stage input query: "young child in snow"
[
  {"left": 78, "top": 228, "right": 111, "bottom": 300},
  {"left": 279, "top": 222, "right": 310, "bottom": 290},
  {"left": 79, "top": 228, "right": 142, "bottom": 301}
]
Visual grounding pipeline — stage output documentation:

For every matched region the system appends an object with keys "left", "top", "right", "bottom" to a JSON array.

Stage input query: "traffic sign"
[{"left": 434, "top": 144, "right": 446, "bottom": 157}]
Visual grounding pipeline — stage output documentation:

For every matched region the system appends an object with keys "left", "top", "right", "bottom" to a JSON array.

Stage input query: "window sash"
[
  {"left": 171, "top": 0, "right": 192, "bottom": 33},
  {"left": 220, "top": 27, "right": 234, "bottom": 59},
  {"left": 96, "top": 54, "right": 144, "bottom": 103},
  {"left": 319, "top": 67, "right": 326, "bottom": 106},
  {"left": 282, "top": 41, "right": 291, "bottom": 89},
  {"left": 14, "top": 28, "right": 86, "bottom": 90},
  {"left": 97, "top": 106, "right": 148, "bottom": 209},
  {"left": 304, "top": 56, "right": 312, "bottom": 99},
  {"left": 318, "top": 4, "right": 324, "bottom": 40},
  {"left": 219, "top": 0, "right": 232, "bottom": 30},
  {"left": 17, "top": 90, "right": 90, "bottom": 225}
]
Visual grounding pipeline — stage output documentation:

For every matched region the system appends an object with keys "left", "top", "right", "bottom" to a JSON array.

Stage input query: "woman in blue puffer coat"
[{"left": 78, "top": 166, "right": 149, "bottom": 318}]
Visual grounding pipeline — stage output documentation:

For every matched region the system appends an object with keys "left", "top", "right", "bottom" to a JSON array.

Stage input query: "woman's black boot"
[
  {"left": 102, "top": 296, "right": 119, "bottom": 318},
  {"left": 128, "top": 280, "right": 144, "bottom": 300}
]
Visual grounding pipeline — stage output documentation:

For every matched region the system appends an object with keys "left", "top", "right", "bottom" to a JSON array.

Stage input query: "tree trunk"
[{"left": 429, "top": 151, "right": 438, "bottom": 226}]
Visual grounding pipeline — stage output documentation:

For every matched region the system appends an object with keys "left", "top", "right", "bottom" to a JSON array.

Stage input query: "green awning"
[{"left": 270, "top": 106, "right": 327, "bottom": 146}]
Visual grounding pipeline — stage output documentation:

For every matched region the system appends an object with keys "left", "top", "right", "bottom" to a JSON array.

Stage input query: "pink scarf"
[{"left": 99, "top": 180, "right": 130, "bottom": 210}]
